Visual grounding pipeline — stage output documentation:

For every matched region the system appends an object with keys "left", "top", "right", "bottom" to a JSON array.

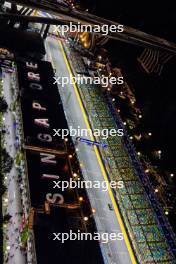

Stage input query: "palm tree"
[
  {"left": 0, "top": 184, "right": 7, "bottom": 196},
  {"left": 3, "top": 213, "right": 12, "bottom": 223},
  {"left": 1, "top": 149, "right": 13, "bottom": 173},
  {"left": 0, "top": 97, "right": 8, "bottom": 113}
]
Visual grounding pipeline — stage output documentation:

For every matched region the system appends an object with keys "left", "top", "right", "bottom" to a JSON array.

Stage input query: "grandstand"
[{"left": 62, "top": 42, "right": 176, "bottom": 263}]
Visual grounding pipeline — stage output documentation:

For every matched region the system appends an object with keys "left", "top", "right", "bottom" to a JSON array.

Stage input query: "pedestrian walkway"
[{"left": 2, "top": 69, "right": 26, "bottom": 264}]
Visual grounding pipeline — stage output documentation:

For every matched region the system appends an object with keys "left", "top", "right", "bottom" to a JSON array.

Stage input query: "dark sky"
[{"left": 77, "top": 0, "right": 176, "bottom": 41}]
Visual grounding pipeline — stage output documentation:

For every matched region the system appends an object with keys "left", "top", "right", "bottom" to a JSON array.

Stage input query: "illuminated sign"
[{"left": 17, "top": 60, "right": 75, "bottom": 208}]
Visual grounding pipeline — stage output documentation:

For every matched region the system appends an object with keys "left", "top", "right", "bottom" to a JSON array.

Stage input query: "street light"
[
  {"left": 157, "top": 150, "right": 162, "bottom": 159},
  {"left": 92, "top": 208, "right": 96, "bottom": 214},
  {"left": 98, "top": 55, "right": 102, "bottom": 61},
  {"left": 6, "top": 246, "right": 10, "bottom": 251},
  {"left": 79, "top": 197, "right": 83, "bottom": 202}
]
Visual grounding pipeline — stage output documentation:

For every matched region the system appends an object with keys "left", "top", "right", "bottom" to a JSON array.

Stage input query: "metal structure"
[{"left": 0, "top": 0, "right": 176, "bottom": 53}]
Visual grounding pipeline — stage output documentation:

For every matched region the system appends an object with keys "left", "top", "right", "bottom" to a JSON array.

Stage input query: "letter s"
[{"left": 46, "top": 193, "right": 64, "bottom": 204}]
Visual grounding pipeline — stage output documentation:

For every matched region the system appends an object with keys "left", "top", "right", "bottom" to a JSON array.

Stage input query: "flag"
[{"left": 138, "top": 48, "right": 173, "bottom": 76}]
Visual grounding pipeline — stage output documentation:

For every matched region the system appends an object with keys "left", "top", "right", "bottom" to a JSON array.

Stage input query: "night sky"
[{"left": 79, "top": 0, "right": 176, "bottom": 42}]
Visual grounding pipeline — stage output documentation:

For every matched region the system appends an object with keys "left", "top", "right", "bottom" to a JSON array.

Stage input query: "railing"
[{"left": 104, "top": 93, "right": 176, "bottom": 256}]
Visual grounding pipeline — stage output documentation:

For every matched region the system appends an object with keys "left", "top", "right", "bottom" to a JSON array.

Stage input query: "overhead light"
[
  {"left": 145, "top": 169, "right": 149, "bottom": 173},
  {"left": 139, "top": 114, "right": 142, "bottom": 119},
  {"left": 64, "top": 138, "right": 68, "bottom": 142},
  {"left": 137, "top": 152, "right": 141, "bottom": 156},
  {"left": 83, "top": 216, "right": 89, "bottom": 221},
  {"left": 170, "top": 173, "right": 174, "bottom": 177},
  {"left": 68, "top": 154, "right": 73, "bottom": 159},
  {"left": 79, "top": 197, "right": 83, "bottom": 202},
  {"left": 92, "top": 208, "right": 96, "bottom": 214},
  {"left": 148, "top": 132, "right": 152, "bottom": 136},
  {"left": 165, "top": 211, "right": 169, "bottom": 215},
  {"left": 155, "top": 189, "right": 159, "bottom": 193},
  {"left": 112, "top": 98, "right": 115, "bottom": 102}
]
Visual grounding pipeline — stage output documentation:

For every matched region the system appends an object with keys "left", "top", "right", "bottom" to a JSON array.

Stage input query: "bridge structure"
[{"left": 0, "top": 0, "right": 176, "bottom": 54}]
